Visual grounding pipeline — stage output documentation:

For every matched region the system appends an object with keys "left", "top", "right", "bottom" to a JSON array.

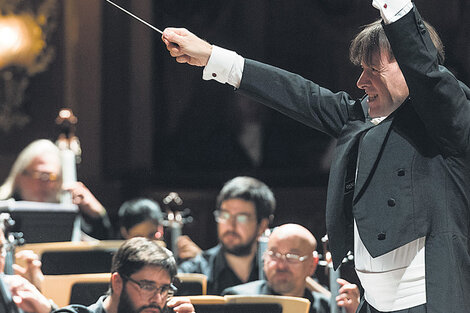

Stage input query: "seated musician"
[
  {"left": 0, "top": 139, "right": 112, "bottom": 240},
  {"left": 118, "top": 197, "right": 202, "bottom": 260},
  {"left": 222, "top": 224, "right": 360, "bottom": 313},
  {"left": 53, "top": 237, "right": 194, "bottom": 313},
  {"left": 0, "top": 219, "right": 57, "bottom": 313},
  {"left": 178, "top": 176, "right": 275, "bottom": 295}
]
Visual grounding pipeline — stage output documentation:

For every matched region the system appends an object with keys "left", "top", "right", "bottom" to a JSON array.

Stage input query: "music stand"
[{"left": 0, "top": 200, "right": 81, "bottom": 243}]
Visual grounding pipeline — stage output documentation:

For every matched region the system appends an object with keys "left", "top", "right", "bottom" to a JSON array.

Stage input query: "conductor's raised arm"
[{"left": 162, "top": 28, "right": 212, "bottom": 67}]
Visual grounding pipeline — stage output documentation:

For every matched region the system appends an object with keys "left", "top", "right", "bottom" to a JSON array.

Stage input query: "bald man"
[{"left": 222, "top": 224, "right": 359, "bottom": 313}]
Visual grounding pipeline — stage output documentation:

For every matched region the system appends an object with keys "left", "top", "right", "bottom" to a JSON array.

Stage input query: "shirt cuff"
[
  {"left": 372, "top": 0, "right": 413, "bottom": 24},
  {"left": 203, "top": 45, "right": 244, "bottom": 88}
]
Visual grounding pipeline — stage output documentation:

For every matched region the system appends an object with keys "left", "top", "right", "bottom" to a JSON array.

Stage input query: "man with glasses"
[
  {"left": 178, "top": 176, "right": 275, "bottom": 295},
  {"left": 54, "top": 237, "right": 195, "bottom": 313},
  {"left": 222, "top": 224, "right": 360, "bottom": 313}
]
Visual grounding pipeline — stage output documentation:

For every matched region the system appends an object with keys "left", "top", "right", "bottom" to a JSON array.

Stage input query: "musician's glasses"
[
  {"left": 22, "top": 170, "right": 59, "bottom": 182},
  {"left": 213, "top": 210, "right": 255, "bottom": 225},
  {"left": 122, "top": 275, "right": 177, "bottom": 299},
  {"left": 264, "top": 250, "right": 309, "bottom": 264}
]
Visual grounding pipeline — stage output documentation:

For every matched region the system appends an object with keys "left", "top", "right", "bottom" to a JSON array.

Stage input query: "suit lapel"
[
  {"left": 326, "top": 104, "right": 374, "bottom": 267},
  {"left": 354, "top": 117, "right": 394, "bottom": 200}
]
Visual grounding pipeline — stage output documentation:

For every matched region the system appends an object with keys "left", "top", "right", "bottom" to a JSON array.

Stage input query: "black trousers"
[{"left": 357, "top": 297, "right": 427, "bottom": 313}]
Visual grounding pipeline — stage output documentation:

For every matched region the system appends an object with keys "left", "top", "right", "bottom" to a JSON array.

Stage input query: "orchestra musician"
[
  {"left": 52, "top": 238, "right": 195, "bottom": 313},
  {"left": 0, "top": 139, "right": 113, "bottom": 240},
  {"left": 222, "top": 224, "right": 360, "bottom": 313},
  {"left": 178, "top": 176, "right": 275, "bottom": 295},
  {"left": 117, "top": 197, "right": 202, "bottom": 260},
  {"left": 0, "top": 216, "right": 58, "bottom": 313}
]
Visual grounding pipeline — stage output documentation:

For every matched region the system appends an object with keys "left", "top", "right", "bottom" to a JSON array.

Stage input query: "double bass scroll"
[
  {"left": 162, "top": 192, "right": 193, "bottom": 261},
  {"left": 55, "top": 108, "right": 82, "bottom": 204},
  {"left": 55, "top": 108, "right": 82, "bottom": 242},
  {"left": 0, "top": 213, "right": 25, "bottom": 275}
]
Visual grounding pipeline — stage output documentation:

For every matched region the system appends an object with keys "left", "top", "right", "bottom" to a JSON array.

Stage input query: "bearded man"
[
  {"left": 178, "top": 176, "right": 275, "bottom": 295},
  {"left": 54, "top": 237, "right": 194, "bottom": 313}
]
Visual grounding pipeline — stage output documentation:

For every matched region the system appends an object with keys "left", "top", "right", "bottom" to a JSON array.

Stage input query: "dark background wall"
[{"left": 0, "top": 1, "right": 468, "bottom": 264}]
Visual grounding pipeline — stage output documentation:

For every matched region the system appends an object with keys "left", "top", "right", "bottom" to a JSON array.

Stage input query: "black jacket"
[{"left": 178, "top": 244, "right": 260, "bottom": 295}]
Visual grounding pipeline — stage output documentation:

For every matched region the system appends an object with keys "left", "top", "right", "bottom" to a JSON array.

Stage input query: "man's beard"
[
  {"left": 220, "top": 229, "right": 259, "bottom": 256},
  {"left": 117, "top": 287, "right": 170, "bottom": 313}
]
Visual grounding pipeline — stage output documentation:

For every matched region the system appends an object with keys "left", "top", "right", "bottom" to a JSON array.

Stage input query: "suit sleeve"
[
  {"left": 384, "top": 5, "right": 470, "bottom": 156},
  {"left": 238, "top": 59, "right": 356, "bottom": 139}
]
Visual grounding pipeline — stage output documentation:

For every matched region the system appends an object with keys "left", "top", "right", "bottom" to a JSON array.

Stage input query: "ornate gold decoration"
[{"left": 0, "top": 0, "right": 58, "bottom": 131}]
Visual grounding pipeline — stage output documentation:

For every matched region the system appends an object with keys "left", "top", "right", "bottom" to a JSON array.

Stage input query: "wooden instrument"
[
  {"left": 0, "top": 212, "right": 24, "bottom": 275},
  {"left": 257, "top": 228, "right": 271, "bottom": 280},
  {"left": 319, "top": 234, "right": 354, "bottom": 313},
  {"left": 55, "top": 108, "right": 81, "bottom": 203},
  {"left": 162, "top": 192, "right": 193, "bottom": 260},
  {"left": 55, "top": 108, "right": 82, "bottom": 241}
]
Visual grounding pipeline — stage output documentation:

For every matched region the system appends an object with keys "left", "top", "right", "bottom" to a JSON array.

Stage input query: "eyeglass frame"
[
  {"left": 213, "top": 210, "right": 257, "bottom": 225},
  {"left": 121, "top": 274, "right": 177, "bottom": 299},
  {"left": 264, "top": 249, "right": 311, "bottom": 264},
  {"left": 22, "top": 170, "right": 60, "bottom": 182}
]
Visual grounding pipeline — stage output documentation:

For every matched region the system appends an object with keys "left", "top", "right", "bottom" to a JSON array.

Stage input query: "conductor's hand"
[{"left": 162, "top": 28, "right": 212, "bottom": 67}]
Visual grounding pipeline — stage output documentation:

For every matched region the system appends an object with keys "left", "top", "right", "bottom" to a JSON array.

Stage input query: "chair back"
[
  {"left": 187, "top": 295, "right": 226, "bottom": 305},
  {"left": 15, "top": 241, "right": 124, "bottom": 275},
  {"left": 41, "top": 250, "right": 114, "bottom": 275},
  {"left": 69, "top": 281, "right": 109, "bottom": 306},
  {"left": 175, "top": 273, "right": 207, "bottom": 296},
  {"left": 42, "top": 273, "right": 110, "bottom": 307}
]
